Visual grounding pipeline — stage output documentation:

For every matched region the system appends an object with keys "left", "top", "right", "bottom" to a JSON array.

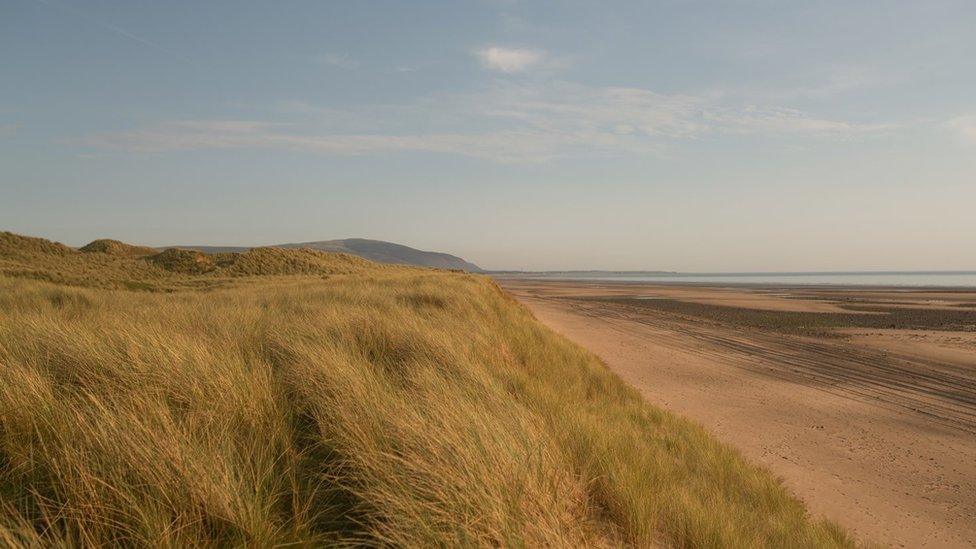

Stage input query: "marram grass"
[{"left": 0, "top": 233, "right": 855, "bottom": 547}]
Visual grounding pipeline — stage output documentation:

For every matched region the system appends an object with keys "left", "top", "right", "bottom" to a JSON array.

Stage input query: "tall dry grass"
[{"left": 0, "top": 233, "right": 856, "bottom": 547}]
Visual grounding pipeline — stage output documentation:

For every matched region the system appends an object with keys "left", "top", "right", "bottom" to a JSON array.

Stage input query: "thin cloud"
[
  {"left": 723, "top": 65, "right": 896, "bottom": 104},
  {"left": 75, "top": 83, "right": 891, "bottom": 163},
  {"left": 803, "top": 67, "right": 880, "bottom": 98},
  {"left": 32, "top": 0, "right": 188, "bottom": 62},
  {"left": 701, "top": 105, "right": 889, "bottom": 134},
  {"left": 475, "top": 47, "right": 545, "bottom": 73},
  {"left": 0, "top": 124, "right": 18, "bottom": 138},
  {"left": 779, "top": 66, "right": 884, "bottom": 100},
  {"left": 320, "top": 53, "right": 358, "bottom": 69},
  {"left": 945, "top": 115, "right": 976, "bottom": 145},
  {"left": 77, "top": 121, "right": 573, "bottom": 163},
  {"left": 462, "top": 83, "right": 886, "bottom": 138}
]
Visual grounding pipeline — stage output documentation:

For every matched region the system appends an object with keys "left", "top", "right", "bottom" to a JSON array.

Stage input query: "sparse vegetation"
[{"left": 0, "top": 232, "right": 854, "bottom": 547}]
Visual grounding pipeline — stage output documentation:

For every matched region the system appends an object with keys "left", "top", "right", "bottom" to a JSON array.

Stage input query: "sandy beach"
[{"left": 502, "top": 279, "right": 976, "bottom": 548}]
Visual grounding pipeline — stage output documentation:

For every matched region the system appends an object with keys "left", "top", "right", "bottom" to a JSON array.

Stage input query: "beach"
[{"left": 501, "top": 279, "right": 976, "bottom": 548}]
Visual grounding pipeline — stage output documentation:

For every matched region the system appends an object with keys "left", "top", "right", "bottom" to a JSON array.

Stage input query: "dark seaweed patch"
[{"left": 593, "top": 298, "right": 976, "bottom": 336}]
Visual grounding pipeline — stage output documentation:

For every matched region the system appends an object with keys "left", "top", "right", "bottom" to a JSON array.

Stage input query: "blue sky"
[{"left": 2, "top": 0, "right": 974, "bottom": 270}]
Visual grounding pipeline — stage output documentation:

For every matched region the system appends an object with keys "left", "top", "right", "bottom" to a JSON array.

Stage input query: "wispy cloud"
[
  {"left": 78, "top": 120, "right": 578, "bottom": 163},
  {"left": 797, "top": 66, "right": 881, "bottom": 98},
  {"left": 701, "top": 105, "right": 890, "bottom": 134},
  {"left": 475, "top": 47, "right": 545, "bottom": 73},
  {"left": 75, "top": 82, "right": 891, "bottom": 163},
  {"left": 460, "top": 83, "right": 887, "bottom": 139},
  {"left": 945, "top": 115, "right": 976, "bottom": 145},
  {"left": 0, "top": 124, "right": 18, "bottom": 138},
  {"left": 726, "top": 65, "right": 893, "bottom": 104},
  {"left": 319, "top": 53, "right": 358, "bottom": 69},
  {"left": 32, "top": 0, "right": 188, "bottom": 62}
]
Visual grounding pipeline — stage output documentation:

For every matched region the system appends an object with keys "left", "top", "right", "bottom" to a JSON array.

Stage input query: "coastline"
[
  {"left": 494, "top": 271, "right": 976, "bottom": 290},
  {"left": 500, "top": 278, "right": 976, "bottom": 548}
]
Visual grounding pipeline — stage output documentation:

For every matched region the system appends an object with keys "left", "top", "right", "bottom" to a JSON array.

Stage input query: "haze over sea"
[{"left": 521, "top": 272, "right": 976, "bottom": 288}]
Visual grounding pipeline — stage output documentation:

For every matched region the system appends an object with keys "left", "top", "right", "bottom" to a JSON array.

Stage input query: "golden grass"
[
  {"left": 0, "top": 231, "right": 377, "bottom": 291},
  {"left": 0, "top": 233, "right": 856, "bottom": 547},
  {"left": 79, "top": 239, "right": 157, "bottom": 257}
]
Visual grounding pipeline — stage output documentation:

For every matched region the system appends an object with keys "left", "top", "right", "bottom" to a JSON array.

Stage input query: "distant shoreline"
[
  {"left": 489, "top": 270, "right": 976, "bottom": 276},
  {"left": 491, "top": 270, "right": 976, "bottom": 289}
]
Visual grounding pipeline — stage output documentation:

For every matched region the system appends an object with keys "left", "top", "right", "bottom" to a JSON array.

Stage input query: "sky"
[{"left": 2, "top": 0, "right": 974, "bottom": 271}]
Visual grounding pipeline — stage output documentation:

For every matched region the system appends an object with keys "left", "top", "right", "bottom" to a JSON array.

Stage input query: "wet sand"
[{"left": 501, "top": 279, "right": 976, "bottom": 548}]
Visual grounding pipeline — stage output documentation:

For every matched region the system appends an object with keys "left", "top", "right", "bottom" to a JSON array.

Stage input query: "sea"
[{"left": 515, "top": 271, "right": 976, "bottom": 288}]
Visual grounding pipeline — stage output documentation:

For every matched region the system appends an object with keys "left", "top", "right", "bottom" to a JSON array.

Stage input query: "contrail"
[{"left": 30, "top": 0, "right": 191, "bottom": 62}]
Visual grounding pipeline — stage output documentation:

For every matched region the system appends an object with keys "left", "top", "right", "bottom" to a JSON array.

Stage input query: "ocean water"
[{"left": 523, "top": 272, "right": 976, "bottom": 288}]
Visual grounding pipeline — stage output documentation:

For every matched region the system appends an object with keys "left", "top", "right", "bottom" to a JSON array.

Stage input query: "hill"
[
  {"left": 281, "top": 239, "right": 482, "bottom": 271},
  {"left": 168, "top": 238, "right": 482, "bottom": 271},
  {"left": 0, "top": 231, "right": 853, "bottom": 547}
]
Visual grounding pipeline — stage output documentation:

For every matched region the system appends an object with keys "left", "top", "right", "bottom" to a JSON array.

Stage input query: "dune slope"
[{"left": 0, "top": 232, "right": 852, "bottom": 547}]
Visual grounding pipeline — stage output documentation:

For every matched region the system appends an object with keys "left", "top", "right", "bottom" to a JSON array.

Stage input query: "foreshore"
[{"left": 501, "top": 278, "right": 976, "bottom": 548}]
